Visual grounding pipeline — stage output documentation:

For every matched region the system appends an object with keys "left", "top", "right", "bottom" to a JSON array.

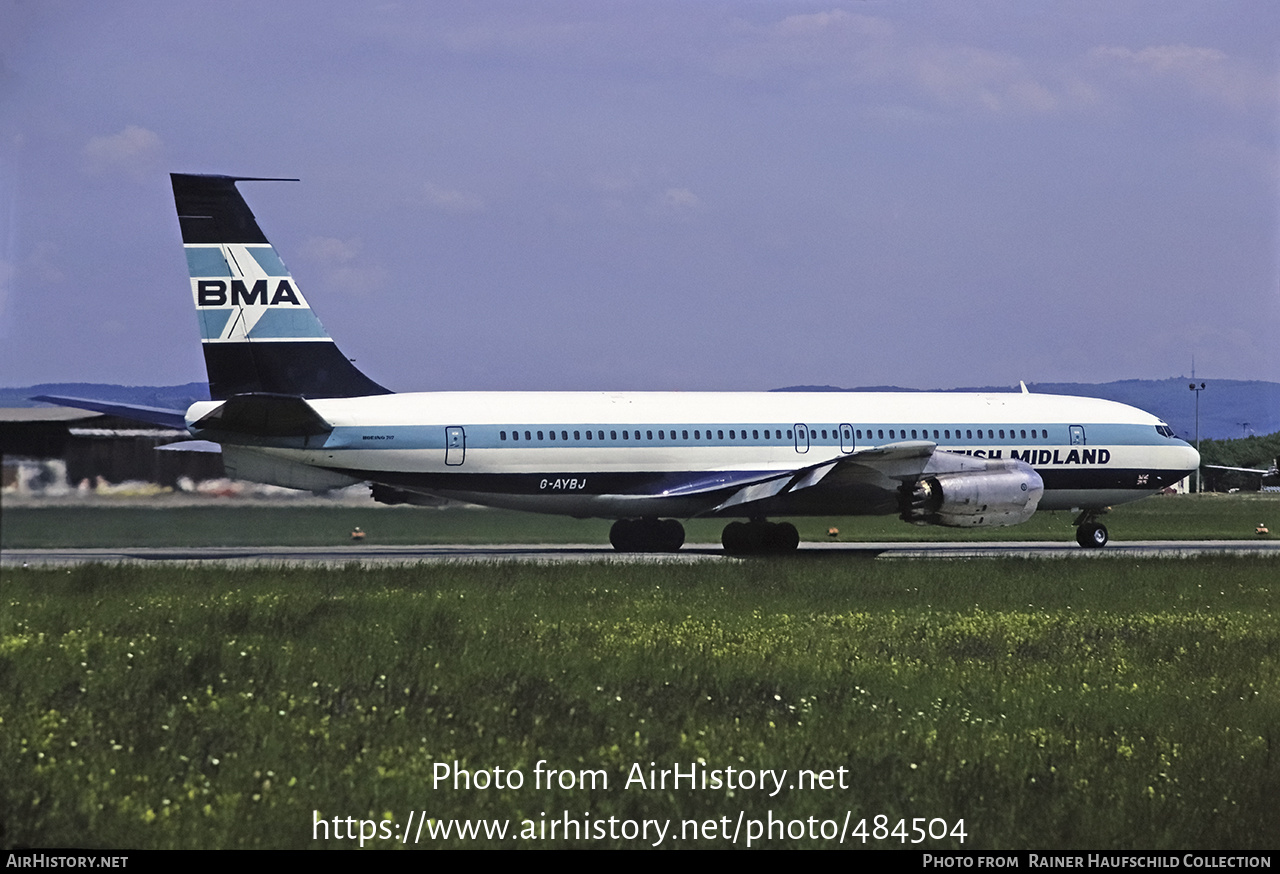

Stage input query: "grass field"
[
  {"left": 2, "top": 556, "right": 1277, "bottom": 849},
  {"left": 4, "top": 492, "right": 1279, "bottom": 548}
]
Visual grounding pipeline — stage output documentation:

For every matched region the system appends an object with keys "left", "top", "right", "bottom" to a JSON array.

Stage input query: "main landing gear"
[
  {"left": 610, "top": 517, "right": 685, "bottom": 552},
  {"left": 721, "top": 519, "right": 800, "bottom": 556},
  {"left": 1073, "top": 509, "right": 1109, "bottom": 549}
]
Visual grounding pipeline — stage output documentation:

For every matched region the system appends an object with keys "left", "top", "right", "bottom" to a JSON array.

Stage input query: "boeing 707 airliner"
[{"left": 37, "top": 175, "right": 1200, "bottom": 552}]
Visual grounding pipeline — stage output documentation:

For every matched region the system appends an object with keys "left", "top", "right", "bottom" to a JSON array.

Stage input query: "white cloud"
[
  {"left": 301, "top": 236, "right": 385, "bottom": 297},
  {"left": 303, "top": 236, "right": 362, "bottom": 265},
  {"left": 715, "top": 10, "right": 1088, "bottom": 117},
  {"left": 660, "top": 187, "right": 701, "bottom": 211},
  {"left": 1090, "top": 44, "right": 1274, "bottom": 111},
  {"left": 423, "top": 182, "right": 486, "bottom": 214},
  {"left": 714, "top": 9, "right": 894, "bottom": 81},
  {"left": 81, "top": 125, "right": 162, "bottom": 179}
]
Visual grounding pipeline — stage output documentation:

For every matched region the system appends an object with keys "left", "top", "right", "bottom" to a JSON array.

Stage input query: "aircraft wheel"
[
  {"left": 722, "top": 521, "right": 750, "bottom": 555},
  {"left": 1076, "top": 522, "right": 1108, "bottom": 549},
  {"left": 610, "top": 518, "right": 638, "bottom": 552},
  {"left": 612, "top": 518, "right": 685, "bottom": 552},
  {"left": 658, "top": 518, "right": 685, "bottom": 552},
  {"left": 722, "top": 520, "right": 799, "bottom": 555},
  {"left": 771, "top": 522, "right": 800, "bottom": 553}
]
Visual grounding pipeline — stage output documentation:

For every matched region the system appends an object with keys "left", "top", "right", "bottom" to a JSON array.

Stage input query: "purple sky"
[{"left": 2, "top": 1, "right": 1277, "bottom": 393}]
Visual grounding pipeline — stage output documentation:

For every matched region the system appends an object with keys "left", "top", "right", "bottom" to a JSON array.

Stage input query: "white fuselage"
[{"left": 188, "top": 389, "right": 1199, "bottom": 519}]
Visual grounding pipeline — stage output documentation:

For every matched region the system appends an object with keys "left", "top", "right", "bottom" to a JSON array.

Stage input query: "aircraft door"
[
  {"left": 445, "top": 426, "right": 466, "bottom": 466},
  {"left": 840, "top": 423, "right": 855, "bottom": 454},
  {"left": 1069, "top": 425, "right": 1085, "bottom": 446},
  {"left": 794, "top": 424, "right": 810, "bottom": 454}
]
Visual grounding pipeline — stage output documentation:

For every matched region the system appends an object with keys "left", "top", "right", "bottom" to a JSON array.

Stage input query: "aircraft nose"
[{"left": 1179, "top": 440, "right": 1200, "bottom": 474}]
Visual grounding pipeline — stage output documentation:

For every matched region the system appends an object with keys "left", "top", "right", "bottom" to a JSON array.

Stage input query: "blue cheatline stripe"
[
  {"left": 185, "top": 248, "right": 231, "bottom": 277},
  {"left": 247, "top": 246, "right": 290, "bottom": 277},
  {"left": 247, "top": 307, "right": 329, "bottom": 339},
  {"left": 197, "top": 307, "right": 233, "bottom": 340}
]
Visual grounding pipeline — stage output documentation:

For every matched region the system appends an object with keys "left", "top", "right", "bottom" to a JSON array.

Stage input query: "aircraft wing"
[
  {"left": 699, "top": 441, "right": 1026, "bottom": 515},
  {"left": 1203, "top": 464, "right": 1272, "bottom": 474},
  {"left": 30, "top": 395, "right": 190, "bottom": 430}
]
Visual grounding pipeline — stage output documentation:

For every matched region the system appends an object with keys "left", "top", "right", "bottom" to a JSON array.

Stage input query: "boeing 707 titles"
[{"left": 36, "top": 175, "right": 1200, "bottom": 553}]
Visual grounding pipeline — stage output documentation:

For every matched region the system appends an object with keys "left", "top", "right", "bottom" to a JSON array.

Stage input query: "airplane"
[
  {"left": 1203, "top": 460, "right": 1279, "bottom": 492},
  {"left": 35, "top": 173, "right": 1201, "bottom": 553}
]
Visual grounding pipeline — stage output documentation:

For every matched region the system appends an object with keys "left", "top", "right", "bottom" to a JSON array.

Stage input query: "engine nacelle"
[{"left": 899, "top": 462, "right": 1044, "bottom": 528}]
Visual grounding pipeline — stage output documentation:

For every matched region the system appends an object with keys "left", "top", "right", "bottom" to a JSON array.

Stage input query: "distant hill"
[
  {"left": 774, "top": 378, "right": 1280, "bottom": 441},
  {"left": 5, "top": 378, "right": 1275, "bottom": 441},
  {"left": 2, "top": 382, "right": 210, "bottom": 412}
]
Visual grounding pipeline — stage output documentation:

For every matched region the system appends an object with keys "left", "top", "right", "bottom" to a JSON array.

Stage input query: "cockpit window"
[{"left": 1155, "top": 425, "right": 1175, "bottom": 438}]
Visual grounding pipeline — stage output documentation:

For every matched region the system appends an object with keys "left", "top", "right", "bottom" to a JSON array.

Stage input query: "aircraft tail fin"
[{"left": 172, "top": 173, "right": 391, "bottom": 400}]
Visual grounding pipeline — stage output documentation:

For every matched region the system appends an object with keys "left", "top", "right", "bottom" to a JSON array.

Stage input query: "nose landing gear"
[{"left": 1073, "top": 509, "right": 1109, "bottom": 548}]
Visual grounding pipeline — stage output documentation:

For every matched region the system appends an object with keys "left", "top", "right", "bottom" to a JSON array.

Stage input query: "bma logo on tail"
[{"left": 197, "top": 279, "right": 302, "bottom": 307}]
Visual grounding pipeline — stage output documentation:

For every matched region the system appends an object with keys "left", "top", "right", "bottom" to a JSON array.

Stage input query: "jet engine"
[{"left": 899, "top": 461, "right": 1044, "bottom": 528}]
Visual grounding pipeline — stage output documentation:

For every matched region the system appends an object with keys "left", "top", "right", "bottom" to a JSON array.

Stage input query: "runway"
[{"left": 4, "top": 540, "right": 1279, "bottom": 567}]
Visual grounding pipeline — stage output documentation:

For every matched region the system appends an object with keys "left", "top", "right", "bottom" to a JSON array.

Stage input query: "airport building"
[{"left": 0, "top": 407, "right": 223, "bottom": 495}]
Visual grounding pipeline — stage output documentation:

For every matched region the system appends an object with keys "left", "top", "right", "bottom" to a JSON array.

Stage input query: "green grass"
[
  {"left": 1, "top": 558, "right": 1277, "bottom": 849},
  {"left": 4, "top": 493, "right": 1279, "bottom": 548}
]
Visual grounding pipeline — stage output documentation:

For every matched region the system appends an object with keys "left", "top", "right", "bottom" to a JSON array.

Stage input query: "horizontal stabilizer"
[
  {"left": 172, "top": 174, "right": 298, "bottom": 244},
  {"left": 30, "top": 395, "right": 189, "bottom": 430},
  {"left": 192, "top": 393, "right": 332, "bottom": 437}
]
